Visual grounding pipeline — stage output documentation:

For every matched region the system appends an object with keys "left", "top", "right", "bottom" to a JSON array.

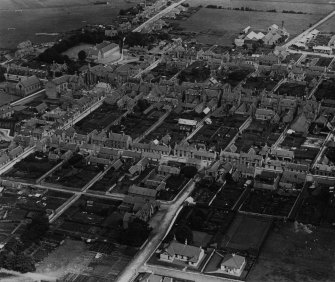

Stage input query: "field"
[
  {"left": 178, "top": 8, "right": 323, "bottom": 45},
  {"left": 219, "top": 214, "right": 272, "bottom": 254},
  {"left": 62, "top": 43, "right": 93, "bottom": 60},
  {"left": 0, "top": 92, "right": 20, "bottom": 106},
  {"left": 249, "top": 222, "right": 335, "bottom": 282},
  {"left": 187, "top": 0, "right": 335, "bottom": 15},
  {"left": 0, "top": 0, "right": 132, "bottom": 49},
  {"left": 240, "top": 189, "right": 298, "bottom": 217},
  {"left": 317, "top": 16, "right": 335, "bottom": 32},
  {"left": 74, "top": 103, "right": 126, "bottom": 134},
  {"left": 3, "top": 152, "right": 59, "bottom": 181}
]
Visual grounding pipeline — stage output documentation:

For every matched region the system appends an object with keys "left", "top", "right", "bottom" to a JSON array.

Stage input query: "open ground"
[{"left": 178, "top": 8, "right": 324, "bottom": 46}]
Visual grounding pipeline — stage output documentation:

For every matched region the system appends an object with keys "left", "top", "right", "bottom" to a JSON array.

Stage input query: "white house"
[
  {"left": 160, "top": 240, "right": 205, "bottom": 267},
  {"left": 220, "top": 253, "right": 246, "bottom": 277}
]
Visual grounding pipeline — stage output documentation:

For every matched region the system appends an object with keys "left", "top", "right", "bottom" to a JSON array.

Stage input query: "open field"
[
  {"left": 249, "top": 223, "right": 335, "bottom": 282},
  {"left": 0, "top": 0, "right": 132, "bottom": 49},
  {"left": 62, "top": 43, "right": 93, "bottom": 60},
  {"left": 178, "top": 8, "right": 324, "bottom": 46},
  {"left": 74, "top": 103, "right": 126, "bottom": 134},
  {"left": 187, "top": 0, "right": 335, "bottom": 15},
  {"left": 317, "top": 16, "right": 335, "bottom": 31},
  {"left": 3, "top": 152, "right": 60, "bottom": 182},
  {"left": 220, "top": 214, "right": 272, "bottom": 254},
  {"left": 0, "top": 92, "right": 20, "bottom": 106}
]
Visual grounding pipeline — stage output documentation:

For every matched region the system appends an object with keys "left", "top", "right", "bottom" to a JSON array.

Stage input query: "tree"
[
  {"left": 175, "top": 224, "right": 193, "bottom": 244},
  {"left": 181, "top": 166, "right": 198, "bottom": 178},
  {"left": 78, "top": 50, "right": 87, "bottom": 61},
  {"left": 21, "top": 212, "right": 49, "bottom": 247},
  {"left": 119, "top": 218, "right": 151, "bottom": 247},
  {"left": 14, "top": 254, "right": 35, "bottom": 273}
]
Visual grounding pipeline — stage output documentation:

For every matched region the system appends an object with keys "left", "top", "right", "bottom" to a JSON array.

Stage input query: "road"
[
  {"left": 133, "top": 0, "right": 187, "bottom": 33},
  {"left": 115, "top": 179, "right": 196, "bottom": 282},
  {"left": 284, "top": 10, "right": 335, "bottom": 48}
]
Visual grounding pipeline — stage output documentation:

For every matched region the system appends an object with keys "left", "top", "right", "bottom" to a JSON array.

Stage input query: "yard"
[
  {"left": 74, "top": 102, "right": 126, "bottom": 134},
  {"left": 45, "top": 154, "right": 102, "bottom": 189},
  {"left": 0, "top": 92, "right": 20, "bottom": 106},
  {"left": 178, "top": 8, "right": 323, "bottom": 45},
  {"left": 240, "top": 189, "right": 298, "bottom": 218},
  {"left": 217, "top": 67, "right": 254, "bottom": 87},
  {"left": 219, "top": 214, "right": 272, "bottom": 255},
  {"left": 296, "top": 186, "right": 335, "bottom": 227},
  {"left": 157, "top": 174, "right": 189, "bottom": 201},
  {"left": 275, "top": 82, "right": 310, "bottom": 97},
  {"left": 314, "top": 79, "right": 335, "bottom": 101},
  {"left": 144, "top": 110, "right": 204, "bottom": 146},
  {"left": 108, "top": 103, "right": 164, "bottom": 139},
  {"left": 234, "top": 120, "right": 283, "bottom": 153},
  {"left": 244, "top": 75, "right": 280, "bottom": 92},
  {"left": 190, "top": 114, "right": 248, "bottom": 152},
  {"left": 3, "top": 152, "right": 60, "bottom": 182}
]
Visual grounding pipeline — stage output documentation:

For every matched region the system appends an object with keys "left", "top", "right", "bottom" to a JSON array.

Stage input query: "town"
[{"left": 0, "top": 0, "right": 334, "bottom": 282}]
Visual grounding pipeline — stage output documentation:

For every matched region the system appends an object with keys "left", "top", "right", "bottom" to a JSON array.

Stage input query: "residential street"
[{"left": 115, "top": 179, "right": 196, "bottom": 282}]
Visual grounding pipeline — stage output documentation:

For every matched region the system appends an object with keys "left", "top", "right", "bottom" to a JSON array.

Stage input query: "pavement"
[
  {"left": 115, "top": 179, "right": 196, "bottom": 282},
  {"left": 133, "top": 0, "right": 187, "bottom": 33}
]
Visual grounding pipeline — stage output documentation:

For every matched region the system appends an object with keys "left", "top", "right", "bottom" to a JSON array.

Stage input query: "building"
[
  {"left": 220, "top": 253, "right": 246, "bottom": 277},
  {"left": 160, "top": 240, "right": 205, "bottom": 267},
  {"left": 45, "top": 75, "right": 71, "bottom": 100},
  {"left": 15, "top": 76, "right": 42, "bottom": 97}
]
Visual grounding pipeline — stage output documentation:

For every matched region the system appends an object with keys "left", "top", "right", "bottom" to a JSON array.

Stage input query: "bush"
[
  {"left": 181, "top": 166, "right": 197, "bottom": 178},
  {"left": 78, "top": 50, "right": 87, "bottom": 61},
  {"left": 174, "top": 224, "right": 193, "bottom": 244}
]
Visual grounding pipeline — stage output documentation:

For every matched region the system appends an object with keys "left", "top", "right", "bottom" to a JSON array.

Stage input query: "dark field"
[{"left": 0, "top": 0, "right": 132, "bottom": 49}]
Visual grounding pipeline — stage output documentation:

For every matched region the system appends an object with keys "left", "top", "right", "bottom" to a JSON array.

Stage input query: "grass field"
[
  {"left": 220, "top": 214, "right": 272, "bottom": 254},
  {"left": 179, "top": 8, "right": 324, "bottom": 45},
  {"left": 188, "top": 0, "right": 335, "bottom": 15},
  {"left": 62, "top": 43, "right": 93, "bottom": 60},
  {"left": 249, "top": 223, "right": 335, "bottom": 282},
  {"left": 317, "top": 16, "right": 335, "bottom": 32},
  {"left": 0, "top": 0, "right": 132, "bottom": 49}
]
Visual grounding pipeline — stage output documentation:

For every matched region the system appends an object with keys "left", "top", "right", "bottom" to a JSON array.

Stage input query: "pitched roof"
[
  {"left": 221, "top": 253, "right": 245, "bottom": 269},
  {"left": 19, "top": 75, "right": 40, "bottom": 88},
  {"left": 164, "top": 241, "right": 202, "bottom": 263},
  {"left": 128, "top": 185, "right": 157, "bottom": 198}
]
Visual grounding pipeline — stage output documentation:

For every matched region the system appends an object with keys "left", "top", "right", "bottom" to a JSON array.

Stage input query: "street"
[{"left": 115, "top": 179, "right": 196, "bottom": 282}]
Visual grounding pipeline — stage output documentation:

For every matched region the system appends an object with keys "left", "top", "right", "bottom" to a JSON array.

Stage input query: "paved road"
[
  {"left": 115, "top": 179, "right": 196, "bottom": 282},
  {"left": 133, "top": 0, "right": 187, "bottom": 33},
  {"left": 283, "top": 10, "right": 335, "bottom": 48}
]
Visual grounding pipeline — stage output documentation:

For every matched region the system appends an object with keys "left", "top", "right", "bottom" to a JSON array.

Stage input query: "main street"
[{"left": 115, "top": 178, "right": 196, "bottom": 282}]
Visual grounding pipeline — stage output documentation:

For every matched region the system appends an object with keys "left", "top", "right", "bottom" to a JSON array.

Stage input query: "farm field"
[
  {"left": 179, "top": 8, "right": 323, "bottom": 46},
  {"left": 187, "top": 0, "right": 335, "bottom": 15},
  {"left": 316, "top": 16, "right": 335, "bottom": 32}
]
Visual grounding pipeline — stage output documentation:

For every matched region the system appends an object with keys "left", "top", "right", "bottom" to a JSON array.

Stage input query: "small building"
[
  {"left": 160, "top": 240, "right": 205, "bottom": 267},
  {"left": 16, "top": 76, "right": 42, "bottom": 97},
  {"left": 220, "top": 253, "right": 246, "bottom": 277}
]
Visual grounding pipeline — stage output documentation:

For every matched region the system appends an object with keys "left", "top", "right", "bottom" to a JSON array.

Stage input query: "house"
[
  {"left": 16, "top": 76, "right": 42, "bottom": 97},
  {"left": 255, "top": 108, "right": 275, "bottom": 120},
  {"left": 45, "top": 75, "right": 69, "bottom": 99},
  {"left": 160, "top": 240, "right": 205, "bottom": 267},
  {"left": 128, "top": 185, "right": 157, "bottom": 200},
  {"left": 105, "top": 132, "right": 132, "bottom": 149},
  {"left": 220, "top": 253, "right": 246, "bottom": 277},
  {"left": 96, "top": 41, "right": 120, "bottom": 60}
]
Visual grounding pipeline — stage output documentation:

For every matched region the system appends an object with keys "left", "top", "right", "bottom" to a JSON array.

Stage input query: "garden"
[{"left": 3, "top": 152, "right": 60, "bottom": 182}]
